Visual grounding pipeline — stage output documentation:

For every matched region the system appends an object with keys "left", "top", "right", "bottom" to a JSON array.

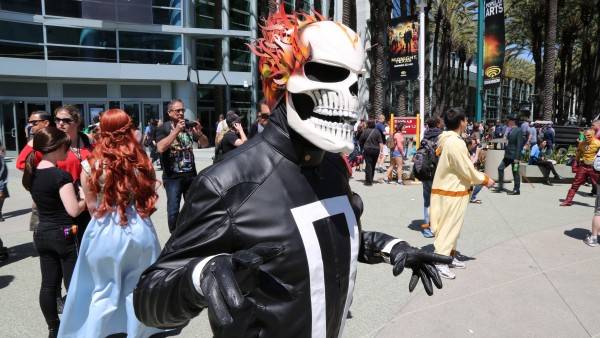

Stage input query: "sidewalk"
[{"left": 0, "top": 156, "right": 598, "bottom": 337}]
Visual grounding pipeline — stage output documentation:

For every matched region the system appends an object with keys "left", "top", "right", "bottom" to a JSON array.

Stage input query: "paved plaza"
[{"left": 0, "top": 149, "right": 598, "bottom": 338}]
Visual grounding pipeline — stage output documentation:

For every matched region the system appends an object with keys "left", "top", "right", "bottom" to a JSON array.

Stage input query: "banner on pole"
[
  {"left": 388, "top": 16, "right": 419, "bottom": 81},
  {"left": 483, "top": 0, "right": 505, "bottom": 88}
]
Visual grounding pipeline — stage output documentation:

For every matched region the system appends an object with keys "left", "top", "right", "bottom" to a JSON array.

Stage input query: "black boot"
[{"left": 48, "top": 320, "right": 60, "bottom": 338}]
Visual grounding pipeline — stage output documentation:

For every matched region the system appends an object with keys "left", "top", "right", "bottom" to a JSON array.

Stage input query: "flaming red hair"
[
  {"left": 88, "top": 109, "right": 158, "bottom": 225},
  {"left": 248, "top": 5, "right": 324, "bottom": 107}
]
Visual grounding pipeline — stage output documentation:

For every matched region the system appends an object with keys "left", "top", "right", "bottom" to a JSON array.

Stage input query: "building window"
[
  {"left": 230, "top": 0, "right": 250, "bottom": 30},
  {"left": 196, "top": 38, "right": 222, "bottom": 70},
  {"left": 45, "top": 0, "right": 181, "bottom": 26},
  {"left": 46, "top": 26, "right": 117, "bottom": 62},
  {"left": 196, "top": 0, "right": 221, "bottom": 29},
  {"left": 46, "top": 26, "right": 116, "bottom": 48},
  {"left": 230, "top": 38, "right": 250, "bottom": 72},
  {"left": 230, "top": 86, "right": 252, "bottom": 117},
  {"left": 283, "top": 0, "right": 293, "bottom": 12},
  {"left": 0, "top": 0, "right": 41, "bottom": 14},
  {"left": 118, "top": 31, "right": 182, "bottom": 65},
  {"left": 0, "top": 20, "right": 44, "bottom": 59},
  {"left": 313, "top": 0, "right": 322, "bottom": 13},
  {"left": 47, "top": 46, "right": 117, "bottom": 62},
  {"left": 295, "top": 0, "right": 311, "bottom": 11}
]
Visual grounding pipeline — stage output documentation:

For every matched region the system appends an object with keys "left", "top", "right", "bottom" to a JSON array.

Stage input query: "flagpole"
[
  {"left": 476, "top": 0, "right": 485, "bottom": 122},
  {"left": 418, "top": 0, "right": 426, "bottom": 140}
]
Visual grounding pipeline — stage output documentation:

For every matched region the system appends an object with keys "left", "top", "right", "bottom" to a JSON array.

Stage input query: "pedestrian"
[
  {"left": 375, "top": 114, "right": 387, "bottom": 173},
  {"left": 529, "top": 140, "right": 562, "bottom": 185},
  {"left": 466, "top": 137, "right": 484, "bottom": 204},
  {"left": 155, "top": 99, "right": 204, "bottom": 233},
  {"left": 53, "top": 105, "right": 93, "bottom": 242},
  {"left": 560, "top": 129, "right": 600, "bottom": 206},
  {"left": 0, "top": 141, "right": 8, "bottom": 221},
  {"left": 420, "top": 116, "right": 443, "bottom": 238},
  {"left": 218, "top": 111, "right": 248, "bottom": 155},
  {"left": 143, "top": 119, "right": 160, "bottom": 168},
  {"left": 430, "top": 108, "right": 495, "bottom": 279},
  {"left": 384, "top": 122, "right": 405, "bottom": 185},
  {"left": 494, "top": 115, "right": 523, "bottom": 195},
  {"left": 22, "top": 127, "right": 86, "bottom": 338},
  {"left": 249, "top": 99, "right": 271, "bottom": 138},
  {"left": 215, "top": 113, "right": 227, "bottom": 144},
  {"left": 359, "top": 119, "right": 384, "bottom": 186},
  {"left": 584, "top": 185, "right": 600, "bottom": 246},
  {"left": 58, "top": 109, "right": 164, "bottom": 338},
  {"left": 543, "top": 123, "right": 555, "bottom": 156}
]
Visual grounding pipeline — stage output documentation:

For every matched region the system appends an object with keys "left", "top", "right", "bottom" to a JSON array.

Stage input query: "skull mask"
[{"left": 286, "top": 21, "right": 365, "bottom": 154}]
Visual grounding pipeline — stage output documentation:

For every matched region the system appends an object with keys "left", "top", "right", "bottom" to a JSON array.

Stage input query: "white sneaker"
[
  {"left": 584, "top": 235, "right": 598, "bottom": 247},
  {"left": 436, "top": 264, "right": 456, "bottom": 279},
  {"left": 450, "top": 257, "right": 466, "bottom": 269}
]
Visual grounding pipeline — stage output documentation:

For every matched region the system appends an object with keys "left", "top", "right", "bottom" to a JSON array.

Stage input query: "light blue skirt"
[{"left": 58, "top": 207, "right": 164, "bottom": 338}]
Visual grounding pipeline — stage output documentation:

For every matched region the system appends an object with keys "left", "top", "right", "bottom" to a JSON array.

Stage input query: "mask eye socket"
[{"left": 304, "top": 62, "right": 350, "bottom": 83}]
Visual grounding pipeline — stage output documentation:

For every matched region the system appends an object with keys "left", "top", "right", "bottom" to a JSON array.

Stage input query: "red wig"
[
  {"left": 89, "top": 109, "right": 158, "bottom": 225},
  {"left": 248, "top": 5, "right": 324, "bottom": 107}
]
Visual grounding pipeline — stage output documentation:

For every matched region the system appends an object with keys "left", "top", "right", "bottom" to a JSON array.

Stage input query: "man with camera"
[{"left": 156, "top": 98, "right": 207, "bottom": 233}]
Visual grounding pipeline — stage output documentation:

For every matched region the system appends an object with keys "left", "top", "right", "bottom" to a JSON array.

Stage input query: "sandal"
[{"left": 469, "top": 199, "right": 482, "bottom": 204}]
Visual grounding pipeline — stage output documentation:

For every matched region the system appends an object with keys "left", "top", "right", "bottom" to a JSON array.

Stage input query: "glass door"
[
  {"left": 123, "top": 102, "right": 141, "bottom": 129},
  {"left": 88, "top": 103, "right": 106, "bottom": 125},
  {"left": 0, "top": 102, "right": 16, "bottom": 151},
  {"left": 142, "top": 103, "right": 160, "bottom": 129}
]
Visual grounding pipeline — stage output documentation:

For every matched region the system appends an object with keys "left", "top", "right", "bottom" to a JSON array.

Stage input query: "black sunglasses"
[
  {"left": 170, "top": 108, "right": 185, "bottom": 113},
  {"left": 28, "top": 119, "right": 47, "bottom": 126},
  {"left": 55, "top": 117, "right": 74, "bottom": 125}
]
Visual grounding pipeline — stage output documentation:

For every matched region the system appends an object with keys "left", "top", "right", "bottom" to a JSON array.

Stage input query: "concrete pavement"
[{"left": 0, "top": 149, "right": 598, "bottom": 337}]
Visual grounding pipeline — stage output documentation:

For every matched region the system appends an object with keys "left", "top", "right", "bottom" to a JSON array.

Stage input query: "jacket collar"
[
  {"left": 261, "top": 98, "right": 299, "bottom": 164},
  {"left": 261, "top": 97, "right": 326, "bottom": 167}
]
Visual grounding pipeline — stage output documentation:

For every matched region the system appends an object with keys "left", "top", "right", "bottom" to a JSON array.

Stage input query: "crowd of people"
[{"left": 1, "top": 96, "right": 600, "bottom": 336}]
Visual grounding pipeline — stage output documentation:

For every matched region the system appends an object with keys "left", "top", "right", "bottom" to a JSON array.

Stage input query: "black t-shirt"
[
  {"left": 359, "top": 128, "right": 383, "bottom": 151},
  {"left": 155, "top": 121, "right": 197, "bottom": 179},
  {"left": 221, "top": 130, "right": 240, "bottom": 155},
  {"left": 31, "top": 167, "right": 74, "bottom": 226}
]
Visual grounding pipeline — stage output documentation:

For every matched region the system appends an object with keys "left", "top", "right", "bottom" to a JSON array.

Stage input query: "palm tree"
[
  {"left": 542, "top": 0, "right": 558, "bottom": 121},
  {"left": 368, "top": 0, "right": 392, "bottom": 119}
]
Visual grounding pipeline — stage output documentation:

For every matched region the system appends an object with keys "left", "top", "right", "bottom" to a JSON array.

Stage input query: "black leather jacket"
[{"left": 133, "top": 102, "right": 398, "bottom": 337}]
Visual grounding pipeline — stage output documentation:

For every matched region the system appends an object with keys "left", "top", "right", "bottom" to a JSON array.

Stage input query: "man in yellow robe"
[{"left": 430, "top": 108, "right": 495, "bottom": 279}]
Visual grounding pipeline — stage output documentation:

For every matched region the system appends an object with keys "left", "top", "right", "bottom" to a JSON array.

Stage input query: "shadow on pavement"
[
  {"left": 408, "top": 219, "right": 426, "bottom": 232},
  {"left": 575, "top": 191, "right": 596, "bottom": 198},
  {"left": 564, "top": 228, "right": 589, "bottom": 240},
  {"left": 558, "top": 199, "right": 593, "bottom": 207},
  {"left": 0, "top": 242, "right": 37, "bottom": 269},
  {"left": 0, "top": 275, "right": 15, "bottom": 289},
  {"left": 2, "top": 208, "right": 32, "bottom": 219}
]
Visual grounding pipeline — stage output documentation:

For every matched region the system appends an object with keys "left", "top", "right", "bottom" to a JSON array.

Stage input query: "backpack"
[{"left": 412, "top": 138, "right": 438, "bottom": 181}]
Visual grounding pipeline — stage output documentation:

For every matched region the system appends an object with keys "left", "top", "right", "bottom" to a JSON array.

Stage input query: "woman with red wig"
[{"left": 58, "top": 109, "right": 164, "bottom": 338}]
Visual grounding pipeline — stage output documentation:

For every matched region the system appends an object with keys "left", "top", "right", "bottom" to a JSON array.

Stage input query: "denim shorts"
[{"left": 391, "top": 150, "right": 402, "bottom": 158}]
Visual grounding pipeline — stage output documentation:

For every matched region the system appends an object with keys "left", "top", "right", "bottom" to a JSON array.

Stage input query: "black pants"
[
  {"left": 533, "top": 159, "right": 559, "bottom": 179},
  {"left": 34, "top": 225, "right": 77, "bottom": 329},
  {"left": 498, "top": 158, "right": 521, "bottom": 192},
  {"left": 364, "top": 148, "right": 380, "bottom": 185}
]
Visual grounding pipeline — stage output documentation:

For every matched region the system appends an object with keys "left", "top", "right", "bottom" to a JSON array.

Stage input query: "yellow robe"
[{"left": 430, "top": 131, "right": 490, "bottom": 256}]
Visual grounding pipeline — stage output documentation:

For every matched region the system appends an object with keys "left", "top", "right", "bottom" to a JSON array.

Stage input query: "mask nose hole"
[{"left": 350, "top": 82, "right": 358, "bottom": 96}]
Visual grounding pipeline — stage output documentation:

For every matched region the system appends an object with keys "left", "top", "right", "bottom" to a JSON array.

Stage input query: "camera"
[{"left": 184, "top": 119, "right": 198, "bottom": 129}]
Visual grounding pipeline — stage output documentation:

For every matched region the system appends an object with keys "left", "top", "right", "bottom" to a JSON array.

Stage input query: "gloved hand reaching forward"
[
  {"left": 389, "top": 241, "right": 453, "bottom": 296},
  {"left": 199, "top": 242, "right": 284, "bottom": 338}
]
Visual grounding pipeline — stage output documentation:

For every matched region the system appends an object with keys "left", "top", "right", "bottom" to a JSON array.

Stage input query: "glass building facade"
[{"left": 0, "top": 0, "right": 337, "bottom": 152}]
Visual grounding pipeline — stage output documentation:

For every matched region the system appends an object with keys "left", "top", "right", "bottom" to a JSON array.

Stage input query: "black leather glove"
[
  {"left": 199, "top": 242, "right": 284, "bottom": 338},
  {"left": 389, "top": 241, "right": 453, "bottom": 296}
]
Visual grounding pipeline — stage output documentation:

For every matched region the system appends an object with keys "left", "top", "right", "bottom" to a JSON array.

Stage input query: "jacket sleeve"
[
  {"left": 133, "top": 174, "right": 234, "bottom": 329},
  {"left": 349, "top": 192, "right": 399, "bottom": 264},
  {"left": 450, "top": 139, "right": 488, "bottom": 186}
]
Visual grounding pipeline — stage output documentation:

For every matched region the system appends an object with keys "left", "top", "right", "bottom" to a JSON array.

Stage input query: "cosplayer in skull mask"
[{"left": 133, "top": 7, "right": 452, "bottom": 338}]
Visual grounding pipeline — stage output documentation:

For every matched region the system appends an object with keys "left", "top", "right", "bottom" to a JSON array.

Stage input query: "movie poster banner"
[
  {"left": 484, "top": 0, "right": 505, "bottom": 87},
  {"left": 388, "top": 16, "right": 419, "bottom": 81}
]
